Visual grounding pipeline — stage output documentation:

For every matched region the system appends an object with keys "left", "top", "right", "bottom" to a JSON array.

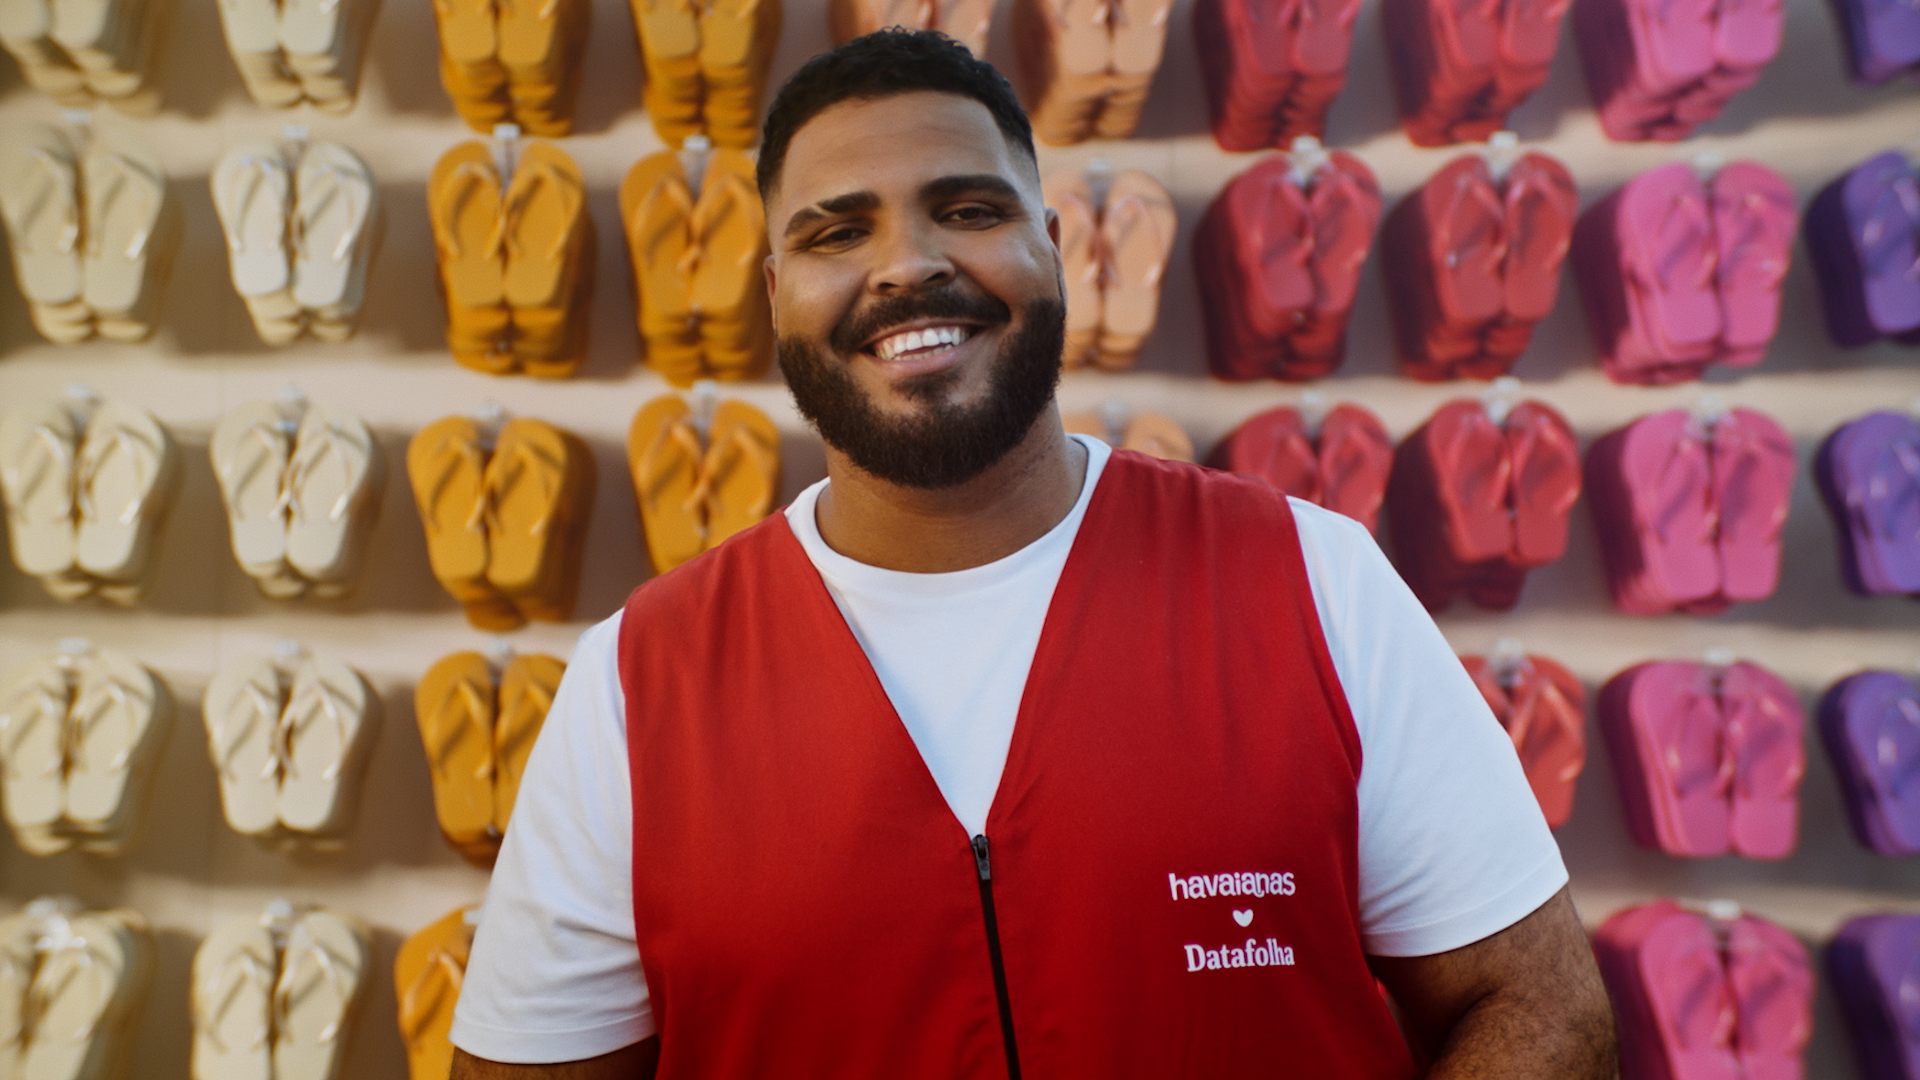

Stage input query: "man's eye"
[
  {"left": 808, "top": 226, "right": 862, "bottom": 249},
  {"left": 945, "top": 205, "right": 1004, "bottom": 225}
]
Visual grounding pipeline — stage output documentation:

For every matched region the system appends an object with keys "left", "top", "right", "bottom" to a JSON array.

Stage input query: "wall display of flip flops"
[{"left": 0, "top": 0, "right": 1916, "bottom": 1070}]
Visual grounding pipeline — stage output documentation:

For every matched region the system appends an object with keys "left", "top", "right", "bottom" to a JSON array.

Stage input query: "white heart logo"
[{"left": 1233, "top": 909, "right": 1253, "bottom": 927}]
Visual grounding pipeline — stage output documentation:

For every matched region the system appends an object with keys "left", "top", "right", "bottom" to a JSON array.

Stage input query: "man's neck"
[{"left": 812, "top": 405, "right": 1089, "bottom": 573}]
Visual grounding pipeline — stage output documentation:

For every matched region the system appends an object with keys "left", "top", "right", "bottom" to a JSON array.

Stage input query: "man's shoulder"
[{"left": 620, "top": 511, "right": 800, "bottom": 619}]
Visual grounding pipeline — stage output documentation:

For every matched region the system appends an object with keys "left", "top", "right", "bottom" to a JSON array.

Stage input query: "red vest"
[{"left": 619, "top": 451, "right": 1416, "bottom": 1079}]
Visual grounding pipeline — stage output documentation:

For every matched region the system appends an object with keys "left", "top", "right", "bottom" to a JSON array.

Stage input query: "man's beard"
[{"left": 777, "top": 291, "right": 1065, "bottom": 490}]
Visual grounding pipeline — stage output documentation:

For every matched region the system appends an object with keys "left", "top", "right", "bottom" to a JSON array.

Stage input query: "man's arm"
[
  {"left": 450, "top": 1038, "right": 660, "bottom": 1080},
  {"left": 1370, "top": 886, "right": 1616, "bottom": 1078}
]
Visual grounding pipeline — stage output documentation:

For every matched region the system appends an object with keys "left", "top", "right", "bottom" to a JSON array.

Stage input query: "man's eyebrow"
[
  {"left": 783, "top": 190, "right": 879, "bottom": 238},
  {"left": 920, "top": 174, "right": 1022, "bottom": 204}
]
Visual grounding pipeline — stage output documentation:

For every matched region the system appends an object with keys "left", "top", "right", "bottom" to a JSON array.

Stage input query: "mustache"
[{"left": 828, "top": 286, "right": 1014, "bottom": 356}]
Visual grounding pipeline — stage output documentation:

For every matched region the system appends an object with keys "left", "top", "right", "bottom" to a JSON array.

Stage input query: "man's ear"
[
  {"left": 763, "top": 254, "right": 777, "bottom": 334},
  {"left": 1045, "top": 206, "right": 1060, "bottom": 252}
]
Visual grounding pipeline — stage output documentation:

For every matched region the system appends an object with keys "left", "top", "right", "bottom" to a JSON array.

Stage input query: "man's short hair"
[{"left": 756, "top": 29, "right": 1036, "bottom": 200}]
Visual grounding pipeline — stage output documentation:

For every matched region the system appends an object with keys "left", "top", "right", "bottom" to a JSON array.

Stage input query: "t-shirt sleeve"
[
  {"left": 449, "top": 612, "right": 656, "bottom": 1063},
  {"left": 1288, "top": 499, "right": 1569, "bottom": 958}
]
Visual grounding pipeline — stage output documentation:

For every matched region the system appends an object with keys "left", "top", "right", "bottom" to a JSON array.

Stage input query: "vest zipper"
[{"left": 971, "top": 834, "right": 1022, "bottom": 1080}]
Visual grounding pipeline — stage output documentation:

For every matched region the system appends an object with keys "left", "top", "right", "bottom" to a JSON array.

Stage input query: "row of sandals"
[
  {"left": 3, "top": 388, "right": 1916, "bottom": 626},
  {"left": 25, "top": 128, "right": 1920, "bottom": 398},
  {"left": 28, "top": 893, "right": 1920, "bottom": 1080},
  {"left": 4, "top": 0, "right": 1836, "bottom": 154},
  {"left": 0, "top": 639, "right": 562, "bottom": 864},
  {"left": 0, "top": 896, "right": 480, "bottom": 1080}
]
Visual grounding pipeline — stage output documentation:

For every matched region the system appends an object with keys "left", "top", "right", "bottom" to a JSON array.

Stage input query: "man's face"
[{"left": 764, "top": 91, "right": 1066, "bottom": 489}]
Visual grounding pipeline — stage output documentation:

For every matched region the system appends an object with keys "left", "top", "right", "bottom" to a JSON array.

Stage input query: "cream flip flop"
[
  {"left": 211, "top": 400, "right": 294, "bottom": 582},
  {"left": 0, "top": 656, "right": 72, "bottom": 846},
  {"left": 202, "top": 657, "right": 288, "bottom": 838},
  {"left": 276, "top": 656, "right": 378, "bottom": 837},
  {"left": 271, "top": 910, "right": 367, "bottom": 1080},
  {"left": 0, "top": 125, "right": 82, "bottom": 311},
  {"left": 0, "top": 399, "right": 80, "bottom": 581},
  {"left": 212, "top": 144, "right": 294, "bottom": 302},
  {"left": 0, "top": 910, "right": 41, "bottom": 1080},
  {"left": 191, "top": 916, "right": 278, "bottom": 1080},
  {"left": 61, "top": 650, "right": 170, "bottom": 842},
  {"left": 290, "top": 142, "right": 379, "bottom": 322},
  {"left": 20, "top": 910, "right": 152, "bottom": 1080},
  {"left": 73, "top": 400, "right": 179, "bottom": 589},
  {"left": 285, "top": 405, "right": 384, "bottom": 587},
  {"left": 78, "top": 127, "right": 173, "bottom": 324}
]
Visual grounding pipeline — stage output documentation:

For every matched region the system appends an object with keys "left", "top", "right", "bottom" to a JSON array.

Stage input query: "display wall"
[{"left": 0, "top": 0, "right": 1916, "bottom": 1072}]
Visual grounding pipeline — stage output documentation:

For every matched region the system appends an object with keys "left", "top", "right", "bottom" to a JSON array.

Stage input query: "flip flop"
[
  {"left": 202, "top": 656, "right": 288, "bottom": 838},
  {"left": 395, "top": 906, "right": 477, "bottom": 1080},
  {"left": 191, "top": 916, "right": 278, "bottom": 1080},
  {"left": 211, "top": 401, "right": 294, "bottom": 581},
  {"left": 1720, "top": 660, "right": 1804, "bottom": 859},
  {"left": 277, "top": 655, "right": 379, "bottom": 837},
  {"left": 0, "top": 398, "right": 80, "bottom": 580},
  {"left": 0, "top": 655, "right": 72, "bottom": 842},
  {"left": 285, "top": 404, "right": 385, "bottom": 588},
  {"left": 495, "top": 654, "right": 561, "bottom": 833},
  {"left": 73, "top": 399, "right": 180, "bottom": 589},
  {"left": 698, "top": 399, "right": 781, "bottom": 550},
  {"left": 271, "top": 910, "right": 368, "bottom": 1080},
  {"left": 415, "top": 651, "right": 497, "bottom": 850}
]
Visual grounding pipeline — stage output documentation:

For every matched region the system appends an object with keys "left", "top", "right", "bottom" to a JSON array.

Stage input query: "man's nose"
[{"left": 868, "top": 219, "right": 956, "bottom": 294}]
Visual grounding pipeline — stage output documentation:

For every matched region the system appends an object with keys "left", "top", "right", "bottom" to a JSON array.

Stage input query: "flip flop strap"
[
  {"left": 226, "top": 156, "right": 289, "bottom": 255},
  {"left": 503, "top": 162, "right": 581, "bottom": 262},
  {"left": 274, "top": 939, "right": 353, "bottom": 1045},
  {"left": 29, "top": 932, "right": 113, "bottom": 1045},
  {"left": 1098, "top": 194, "right": 1169, "bottom": 290},
  {"left": 7, "top": 150, "right": 79, "bottom": 256},
  {"left": 398, "top": 949, "right": 467, "bottom": 1039},
  {"left": 638, "top": 418, "right": 706, "bottom": 511},
  {"left": 220, "top": 422, "right": 290, "bottom": 525},
  {"left": 1874, "top": 695, "right": 1920, "bottom": 800},
  {"left": 279, "top": 675, "right": 354, "bottom": 781},
  {"left": 210, "top": 681, "right": 283, "bottom": 782},
  {"left": 76, "top": 426, "right": 160, "bottom": 526},
  {"left": 1647, "top": 425, "right": 1712, "bottom": 545},
  {"left": 429, "top": 675, "right": 495, "bottom": 781},
  {"left": 66, "top": 676, "right": 140, "bottom": 773},
  {"left": 86, "top": 154, "right": 163, "bottom": 261},
  {"left": 294, "top": 165, "right": 370, "bottom": 263},
  {"left": 475, "top": 438, "right": 563, "bottom": 538},
  {"left": 439, "top": 161, "right": 505, "bottom": 262},
  {"left": 680, "top": 171, "right": 759, "bottom": 277},
  {"left": 1, "top": 423, "right": 75, "bottom": 522},
  {"left": 194, "top": 950, "right": 275, "bottom": 1053},
  {"left": 0, "top": 682, "right": 67, "bottom": 778},
  {"left": 688, "top": 423, "right": 775, "bottom": 519},
  {"left": 286, "top": 422, "right": 364, "bottom": 523}
]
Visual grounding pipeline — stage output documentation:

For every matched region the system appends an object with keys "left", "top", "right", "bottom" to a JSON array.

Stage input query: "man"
[{"left": 449, "top": 30, "right": 1615, "bottom": 1079}]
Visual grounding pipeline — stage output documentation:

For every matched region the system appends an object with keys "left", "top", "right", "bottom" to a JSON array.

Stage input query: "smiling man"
[{"left": 447, "top": 30, "right": 1615, "bottom": 1080}]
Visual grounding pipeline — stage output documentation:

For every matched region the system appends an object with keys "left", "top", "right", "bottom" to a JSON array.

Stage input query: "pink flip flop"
[
  {"left": 1637, "top": 905, "right": 1744, "bottom": 1080},
  {"left": 1631, "top": 661, "right": 1734, "bottom": 856},
  {"left": 1618, "top": 163, "right": 1723, "bottom": 362},
  {"left": 1726, "top": 915, "right": 1813, "bottom": 1080},
  {"left": 1708, "top": 407, "right": 1796, "bottom": 605},
  {"left": 1720, "top": 660, "right": 1805, "bottom": 860},
  {"left": 1710, "top": 162, "right": 1796, "bottom": 367},
  {"left": 1621, "top": 410, "right": 1723, "bottom": 611}
]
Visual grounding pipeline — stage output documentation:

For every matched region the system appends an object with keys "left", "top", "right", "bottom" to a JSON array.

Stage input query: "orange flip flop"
[
  {"left": 698, "top": 399, "right": 781, "bottom": 549},
  {"left": 1095, "top": 169, "right": 1176, "bottom": 368},
  {"left": 408, "top": 417, "right": 502, "bottom": 609},
  {"left": 428, "top": 143, "right": 512, "bottom": 373},
  {"left": 627, "top": 394, "right": 708, "bottom": 574},
  {"left": 620, "top": 151, "right": 704, "bottom": 385},
  {"left": 1043, "top": 170, "right": 1103, "bottom": 367},
  {"left": 495, "top": 652, "right": 562, "bottom": 833},
  {"left": 687, "top": 153, "right": 773, "bottom": 380},
  {"left": 414, "top": 652, "right": 497, "bottom": 850},
  {"left": 1121, "top": 411, "right": 1195, "bottom": 461},
  {"left": 396, "top": 905, "right": 478, "bottom": 1080}
]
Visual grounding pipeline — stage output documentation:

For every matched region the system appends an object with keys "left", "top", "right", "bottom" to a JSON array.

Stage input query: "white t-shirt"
[{"left": 451, "top": 435, "right": 1568, "bottom": 1065}]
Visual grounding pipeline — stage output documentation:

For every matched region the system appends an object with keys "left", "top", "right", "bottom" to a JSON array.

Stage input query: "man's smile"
[{"left": 856, "top": 319, "right": 998, "bottom": 377}]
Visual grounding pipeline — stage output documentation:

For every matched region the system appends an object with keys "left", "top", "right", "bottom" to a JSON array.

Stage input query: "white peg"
[
  {"left": 680, "top": 134, "right": 713, "bottom": 194},
  {"left": 1704, "top": 646, "right": 1735, "bottom": 668},
  {"left": 492, "top": 123, "right": 522, "bottom": 179},
  {"left": 1483, "top": 376, "right": 1520, "bottom": 425},
  {"left": 1287, "top": 135, "right": 1331, "bottom": 188},
  {"left": 1086, "top": 157, "right": 1115, "bottom": 208},
  {"left": 1484, "top": 132, "right": 1520, "bottom": 184},
  {"left": 1691, "top": 150, "right": 1725, "bottom": 181},
  {"left": 1098, "top": 398, "right": 1132, "bottom": 444},
  {"left": 689, "top": 379, "right": 719, "bottom": 439}
]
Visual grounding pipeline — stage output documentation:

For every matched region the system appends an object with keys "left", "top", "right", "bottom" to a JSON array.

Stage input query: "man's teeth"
[{"left": 874, "top": 325, "right": 971, "bottom": 362}]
